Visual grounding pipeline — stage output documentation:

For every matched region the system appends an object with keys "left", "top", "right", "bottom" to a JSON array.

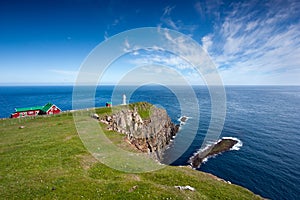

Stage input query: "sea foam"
[
  {"left": 189, "top": 137, "right": 243, "bottom": 167},
  {"left": 178, "top": 116, "right": 189, "bottom": 125},
  {"left": 222, "top": 137, "right": 243, "bottom": 151}
]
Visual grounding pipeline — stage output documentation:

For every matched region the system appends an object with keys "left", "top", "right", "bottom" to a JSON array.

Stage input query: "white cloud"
[
  {"left": 163, "top": 5, "right": 176, "bottom": 16},
  {"left": 122, "top": 46, "right": 214, "bottom": 85},
  {"left": 99, "top": 28, "right": 220, "bottom": 85},
  {"left": 104, "top": 31, "right": 109, "bottom": 40},
  {"left": 194, "top": 0, "right": 223, "bottom": 21},
  {"left": 112, "top": 18, "right": 119, "bottom": 26},
  {"left": 201, "top": 35, "right": 213, "bottom": 52},
  {"left": 124, "top": 38, "right": 130, "bottom": 48},
  {"left": 132, "top": 51, "right": 139, "bottom": 56},
  {"left": 103, "top": 17, "right": 124, "bottom": 41},
  {"left": 160, "top": 5, "right": 198, "bottom": 33},
  {"left": 194, "top": 2, "right": 204, "bottom": 19},
  {"left": 100, "top": 64, "right": 193, "bottom": 86},
  {"left": 160, "top": 30, "right": 219, "bottom": 79},
  {"left": 123, "top": 38, "right": 131, "bottom": 52},
  {"left": 126, "top": 49, "right": 196, "bottom": 73},
  {"left": 202, "top": 0, "right": 300, "bottom": 85},
  {"left": 245, "top": 20, "right": 259, "bottom": 32},
  {"left": 49, "top": 69, "right": 78, "bottom": 76}
]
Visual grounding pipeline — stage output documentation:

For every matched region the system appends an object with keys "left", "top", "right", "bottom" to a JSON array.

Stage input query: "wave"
[
  {"left": 202, "top": 157, "right": 208, "bottom": 163},
  {"left": 222, "top": 137, "right": 243, "bottom": 151}
]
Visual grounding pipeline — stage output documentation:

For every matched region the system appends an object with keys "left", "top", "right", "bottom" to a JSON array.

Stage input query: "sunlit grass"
[{"left": 0, "top": 107, "right": 262, "bottom": 199}]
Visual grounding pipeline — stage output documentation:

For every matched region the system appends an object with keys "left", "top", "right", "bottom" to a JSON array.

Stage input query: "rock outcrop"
[
  {"left": 100, "top": 102, "right": 179, "bottom": 160},
  {"left": 189, "top": 138, "right": 239, "bottom": 168}
]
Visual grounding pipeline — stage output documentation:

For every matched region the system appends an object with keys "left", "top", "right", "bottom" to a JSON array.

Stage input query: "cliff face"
[{"left": 100, "top": 103, "right": 179, "bottom": 160}]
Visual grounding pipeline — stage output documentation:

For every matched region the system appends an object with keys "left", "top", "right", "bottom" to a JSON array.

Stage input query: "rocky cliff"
[{"left": 100, "top": 102, "right": 179, "bottom": 160}]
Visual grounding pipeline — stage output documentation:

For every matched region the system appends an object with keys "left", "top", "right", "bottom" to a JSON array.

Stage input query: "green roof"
[
  {"left": 40, "top": 103, "right": 54, "bottom": 112},
  {"left": 15, "top": 106, "right": 44, "bottom": 112},
  {"left": 15, "top": 103, "right": 55, "bottom": 113}
]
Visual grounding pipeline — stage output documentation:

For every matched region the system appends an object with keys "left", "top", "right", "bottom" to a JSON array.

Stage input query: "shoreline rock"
[
  {"left": 189, "top": 138, "right": 238, "bottom": 168},
  {"left": 179, "top": 116, "right": 188, "bottom": 123}
]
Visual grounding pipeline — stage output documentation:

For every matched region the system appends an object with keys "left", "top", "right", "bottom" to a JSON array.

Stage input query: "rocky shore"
[
  {"left": 100, "top": 102, "right": 180, "bottom": 160},
  {"left": 189, "top": 138, "right": 239, "bottom": 168},
  {"left": 98, "top": 102, "right": 242, "bottom": 169}
]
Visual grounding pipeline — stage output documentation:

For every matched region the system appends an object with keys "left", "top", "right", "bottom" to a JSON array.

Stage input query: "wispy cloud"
[
  {"left": 160, "top": 5, "right": 198, "bottom": 34},
  {"left": 103, "top": 16, "right": 124, "bottom": 40},
  {"left": 123, "top": 48, "right": 206, "bottom": 85},
  {"left": 111, "top": 65, "right": 194, "bottom": 85},
  {"left": 194, "top": 0, "right": 223, "bottom": 21},
  {"left": 49, "top": 69, "right": 78, "bottom": 76},
  {"left": 163, "top": 5, "right": 176, "bottom": 16},
  {"left": 127, "top": 50, "right": 193, "bottom": 71},
  {"left": 123, "top": 38, "right": 131, "bottom": 52},
  {"left": 202, "top": 0, "right": 300, "bottom": 84},
  {"left": 104, "top": 31, "right": 109, "bottom": 40},
  {"left": 194, "top": 2, "right": 204, "bottom": 20}
]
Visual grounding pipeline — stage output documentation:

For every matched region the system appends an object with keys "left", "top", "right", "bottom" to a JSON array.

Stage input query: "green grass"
[
  {"left": 94, "top": 102, "right": 153, "bottom": 120},
  {"left": 95, "top": 107, "right": 112, "bottom": 115},
  {"left": 128, "top": 102, "right": 153, "bottom": 119},
  {"left": 0, "top": 108, "right": 263, "bottom": 199}
]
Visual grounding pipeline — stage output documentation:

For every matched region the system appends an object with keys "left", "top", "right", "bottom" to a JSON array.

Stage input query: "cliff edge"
[{"left": 100, "top": 102, "right": 179, "bottom": 160}]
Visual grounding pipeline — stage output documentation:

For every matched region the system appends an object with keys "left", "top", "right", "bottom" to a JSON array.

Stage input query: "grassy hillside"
[{"left": 0, "top": 107, "right": 262, "bottom": 199}]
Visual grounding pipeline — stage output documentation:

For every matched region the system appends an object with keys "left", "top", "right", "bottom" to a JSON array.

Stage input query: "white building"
[{"left": 122, "top": 94, "right": 127, "bottom": 105}]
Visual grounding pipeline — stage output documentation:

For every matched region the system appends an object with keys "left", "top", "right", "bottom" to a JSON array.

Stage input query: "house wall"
[
  {"left": 46, "top": 105, "right": 61, "bottom": 115},
  {"left": 11, "top": 110, "right": 40, "bottom": 118},
  {"left": 11, "top": 113, "right": 19, "bottom": 118}
]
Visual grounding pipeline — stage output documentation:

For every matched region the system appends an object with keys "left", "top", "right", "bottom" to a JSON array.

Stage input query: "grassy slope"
[{"left": 0, "top": 109, "right": 262, "bottom": 199}]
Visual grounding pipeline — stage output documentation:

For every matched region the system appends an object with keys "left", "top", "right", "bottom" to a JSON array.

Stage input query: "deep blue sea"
[{"left": 0, "top": 85, "right": 299, "bottom": 200}]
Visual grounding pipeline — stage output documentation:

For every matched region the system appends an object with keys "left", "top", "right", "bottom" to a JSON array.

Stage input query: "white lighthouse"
[{"left": 122, "top": 94, "right": 126, "bottom": 105}]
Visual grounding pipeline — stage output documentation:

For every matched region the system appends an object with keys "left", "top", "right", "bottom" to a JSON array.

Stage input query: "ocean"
[{"left": 0, "top": 85, "right": 299, "bottom": 200}]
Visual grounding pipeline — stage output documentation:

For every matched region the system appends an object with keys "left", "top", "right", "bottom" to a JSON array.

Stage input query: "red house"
[
  {"left": 106, "top": 102, "right": 112, "bottom": 107},
  {"left": 10, "top": 103, "right": 61, "bottom": 118},
  {"left": 40, "top": 103, "right": 61, "bottom": 115}
]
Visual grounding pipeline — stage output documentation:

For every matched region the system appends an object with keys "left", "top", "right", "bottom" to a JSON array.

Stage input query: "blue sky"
[{"left": 0, "top": 0, "right": 299, "bottom": 85}]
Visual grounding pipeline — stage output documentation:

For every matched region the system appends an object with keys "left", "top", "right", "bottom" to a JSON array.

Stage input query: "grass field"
[{"left": 0, "top": 107, "right": 263, "bottom": 199}]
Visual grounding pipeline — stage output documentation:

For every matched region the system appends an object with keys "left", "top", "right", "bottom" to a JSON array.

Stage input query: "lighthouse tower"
[{"left": 122, "top": 94, "right": 126, "bottom": 105}]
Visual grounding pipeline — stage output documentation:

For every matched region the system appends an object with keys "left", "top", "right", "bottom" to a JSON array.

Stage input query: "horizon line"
[{"left": 0, "top": 84, "right": 300, "bottom": 87}]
